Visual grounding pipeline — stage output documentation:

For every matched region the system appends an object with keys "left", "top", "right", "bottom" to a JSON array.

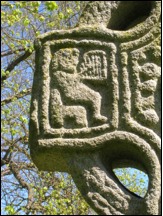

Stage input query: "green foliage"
[
  {"left": 5, "top": 205, "right": 16, "bottom": 215},
  {"left": 114, "top": 168, "right": 148, "bottom": 197},
  {"left": 45, "top": 1, "right": 58, "bottom": 11},
  {"left": 29, "top": 172, "right": 91, "bottom": 215}
]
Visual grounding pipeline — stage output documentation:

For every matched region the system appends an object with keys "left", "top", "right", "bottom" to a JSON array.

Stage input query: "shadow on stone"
[{"left": 108, "top": 1, "right": 153, "bottom": 30}]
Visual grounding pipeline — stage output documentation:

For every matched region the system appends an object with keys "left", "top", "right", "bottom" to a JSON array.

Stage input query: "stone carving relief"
[
  {"left": 130, "top": 50, "right": 161, "bottom": 127},
  {"left": 49, "top": 48, "right": 108, "bottom": 129},
  {"left": 79, "top": 50, "right": 107, "bottom": 79},
  {"left": 50, "top": 88, "right": 88, "bottom": 129},
  {"left": 29, "top": 1, "right": 161, "bottom": 215}
]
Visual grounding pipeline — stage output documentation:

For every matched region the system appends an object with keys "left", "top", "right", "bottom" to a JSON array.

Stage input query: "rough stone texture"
[{"left": 29, "top": 1, "right": 161, "bottom": 215}]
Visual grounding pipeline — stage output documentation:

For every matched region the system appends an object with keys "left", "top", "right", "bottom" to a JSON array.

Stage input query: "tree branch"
[
  {"left": 10, "top": 162, "right": 33, "bottom": 209},
  {"left": 2, "top": 50, "right": 32, "bottom": 84},
  {"left": 1, "top": 48, "right": 26, "bottom": 57},
  {"left": 1, "top": 167, "right": 11, "bottom": 177},
  {"left": 1, "top": 88, "right": 31, "bottom": 105}
]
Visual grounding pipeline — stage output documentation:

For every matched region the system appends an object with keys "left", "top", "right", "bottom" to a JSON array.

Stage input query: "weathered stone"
[{"left": 29, "top": 1, "right": 161, "bottom": 215}]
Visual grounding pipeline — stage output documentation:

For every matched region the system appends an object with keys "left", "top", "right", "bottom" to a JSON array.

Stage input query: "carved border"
[{"left": 37, "top": 40, "right": 118, "bottom": 138}]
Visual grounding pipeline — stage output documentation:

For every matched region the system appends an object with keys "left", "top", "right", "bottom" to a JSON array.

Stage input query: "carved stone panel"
[
  {"left": 29, "top": 1, "right": 161, "bottom": 215},
  {"left": 32, "top": 40, "right": 118, "bottom": 139}
]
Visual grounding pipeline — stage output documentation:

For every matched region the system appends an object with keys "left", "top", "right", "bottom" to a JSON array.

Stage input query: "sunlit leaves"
[
  {"left": 2, "top": 70, "right": 9, "bottom": 78},
  {"left": 5, "top": 205, "right": 16, "bottom": 215},
  {"left": 114, "top": 168, "right": 148, "bottom": 197},
  {"left": 19, "top": 116, "right": 28, "bottom": 124},
  {"left": 39, "top": 15, "right": 45, "bottom": 22},
  {"left": 23, "top": 18, "right": 30, "bottom": 26},
  {"left": 15, "top": 2, "right": 23, "bottom": 8},
  {"left": 67, "top": 8, "right": 73, "bottom": 15},
  {"left": 58, "top": 12, "right": 64, "bottom": 19},
  {"left": 45, "top": 1, "right": 58, "bottom": 11},
  {"left": 31, "top": 1, "right": 41, "bottom": 8},
  {"left": 29, "top": 172, "right": 91, "bottom": 215}
]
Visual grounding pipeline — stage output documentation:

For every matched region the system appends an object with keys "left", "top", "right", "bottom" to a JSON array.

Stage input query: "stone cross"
[{"left": 29, "top": 1, "right": 161, "bottom": 215}]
